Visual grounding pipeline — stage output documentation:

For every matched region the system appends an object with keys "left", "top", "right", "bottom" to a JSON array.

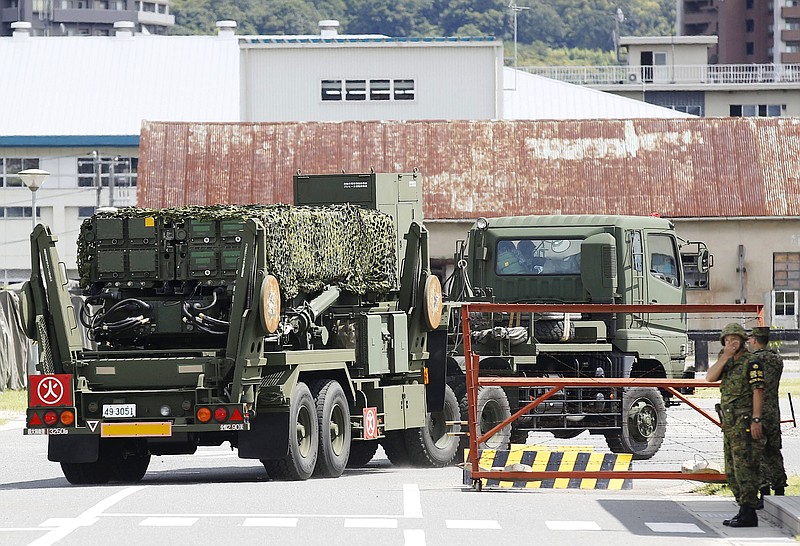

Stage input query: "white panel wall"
[{"left": 241, "top": 43, "right": 503, "bottom": 122}]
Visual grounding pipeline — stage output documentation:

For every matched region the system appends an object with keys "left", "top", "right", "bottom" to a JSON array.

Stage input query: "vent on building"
[
  {"left": 114, "top": 21, "right": 135, "bottom": 38},
  {"left": 319, "top": 20, "right": 339, "bottom": 38},
  {"left": 216, "top": 20, "right": 237, "bottom": 39},
  {"left": 11, "top": 21, "right": 31, "bottom": 39}
]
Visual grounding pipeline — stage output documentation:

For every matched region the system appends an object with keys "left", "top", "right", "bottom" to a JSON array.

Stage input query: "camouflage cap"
[
  {"left": 720, "top": 322, "right": 748, "bottom": 344},
  {"left": 750, "top": 326, "right": 770, "bottom": 338}
]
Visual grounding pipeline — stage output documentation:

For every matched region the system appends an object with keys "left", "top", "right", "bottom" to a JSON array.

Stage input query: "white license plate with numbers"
[{"left": 102, "top": 404, "right": 136, "bottom": 418}]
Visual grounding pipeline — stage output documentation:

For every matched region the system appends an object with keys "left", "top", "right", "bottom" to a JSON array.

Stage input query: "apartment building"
[
  {"left": 0, "top": 0, "right": 174, "bottom": 36},
  {"left": 678, "top": 0, "right": 800, "bottom": 64}
]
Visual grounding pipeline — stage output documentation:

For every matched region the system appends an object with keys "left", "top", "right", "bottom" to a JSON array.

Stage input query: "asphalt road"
[{"left": 0, "top": 400, "right": 797, "bottom": 546}]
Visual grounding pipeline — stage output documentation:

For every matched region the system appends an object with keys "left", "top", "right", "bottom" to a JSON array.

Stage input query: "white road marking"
[
  {"left": 404, "top": 529, "right": 426, "bottom": 546},
  {"left": 140, "top": 517, "right": 198, "bottom": 527},
  {"left": 39, "top": 518, "right": 97, "bottom": 527},
  {"left": 242, "top": 518, "right": 298, "bottom": 527},
  {"left": 28, "top": 486, "right": 144, "bottom": 546},
  {"left": 645, "top": 522, "right": 704, "bottom": 533},
  {"left": 445, "top": 520, "right": 501, "bottom": 529},
  {"left": 546, "top": 521, "right": 601, "bottom": 531},
  {"left": 403, "top": 484, "right": 423, "bottom": 518},
  {"left": 344, "top": 519, "right": 398, "bottom": 528}
]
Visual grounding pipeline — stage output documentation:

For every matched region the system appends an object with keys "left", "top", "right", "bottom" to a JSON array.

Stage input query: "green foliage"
[{"left": 168, "top": 0, "right": 677, "bottom": 61}]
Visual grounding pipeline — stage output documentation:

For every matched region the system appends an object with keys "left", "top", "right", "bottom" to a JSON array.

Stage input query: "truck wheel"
[
  {"left": 263, "top": 382, "right": 318, "bottom": 480},
  {"left": 457, "top": 386, "right": 512, "bottom": 451},
  {"left": 381, "top": 430, "right": 411, "bottom": 466},
  {"left": 605, "top": 387, "right": 666, "bottom": 460},
  {"left": 310, "top": 379, "right": 351, "bottom": 478},
  {"left": 347, "top": 441, "right": 379, "bottom": 467},
  {"left": 405, "top": 384, "right": 460, "bottom": 467},
  {"left": 60, "top": 461, "right": 111, "bottom": 485},
  {"left": 533, "top": 320, "right": 575, "bottom": 342}
]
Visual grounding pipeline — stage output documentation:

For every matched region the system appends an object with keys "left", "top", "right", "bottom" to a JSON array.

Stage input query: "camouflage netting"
[{"left": 77, "top": 204, "right": 398, "bottom": 299}]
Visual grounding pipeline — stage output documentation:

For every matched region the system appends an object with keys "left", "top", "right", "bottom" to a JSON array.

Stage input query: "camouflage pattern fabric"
[
  {"left": 720, "top": 351, "right": 766, "bottom": 508},
  {"left": 77, "top": 204, "right": 397, "bottom": 299},
  {"left": 753, "top": 347, "right": 788, "bottom": 490}
]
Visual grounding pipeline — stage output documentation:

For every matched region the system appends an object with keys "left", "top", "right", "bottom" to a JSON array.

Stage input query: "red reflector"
[
  {"left": 230, "top": 408, "right": 244, "bottom": 422},
  {"left": 213, "top": 407, "right": 229, "bottom": 422},
  {"left": 29, "top": 413, "right": 43, "bottom": 426},
  {"left": 43, "top": 411, "right": 58, "bottom": 426}
]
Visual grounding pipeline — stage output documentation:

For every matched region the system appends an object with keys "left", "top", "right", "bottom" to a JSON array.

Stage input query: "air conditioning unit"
[{"left": 627, "top": 72, "right": 639, "bottom": 83}]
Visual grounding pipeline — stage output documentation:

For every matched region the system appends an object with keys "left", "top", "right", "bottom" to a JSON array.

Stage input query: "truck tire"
[
  {"left": 310, "top": 379, "right": 351, "bottom": 478},
  {"left": 381, "top": 430, "right": 411, "bottom": 466},
  {"left": 457, "top": 386, "right": 512, "bottom": 451},
  {"left": 60, "top": 461, "right": 111, "bottom": 485},
  {"left": 263, "top": 382, "right": 318, "bottom": 480},
  {"left": 533, "top": 320, "right": 575, "bottom": 342},
  {"left": 347, "top": 441, "right": 379, "bottom": 467},
  {"left": 605, "top": 387, "right": 666, "bottom": 460},
  {"left": 405, "top": 384, "right": 460, "bottom": 467}
]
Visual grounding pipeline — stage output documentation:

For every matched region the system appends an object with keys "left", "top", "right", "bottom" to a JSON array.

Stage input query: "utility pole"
[
  {"left": 508, "top": 1, "right": 530, "bottom": 71},
  {"left": 93, "top": 150, "right": 102, "bottom": 209},
  {"left": 613, "top": 7, "right": 625, "bottom": 64}
]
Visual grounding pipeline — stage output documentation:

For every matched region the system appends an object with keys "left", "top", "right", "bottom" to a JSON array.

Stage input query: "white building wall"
[{"left": 240, "top": 42, "right": 503, "bottom": 122}]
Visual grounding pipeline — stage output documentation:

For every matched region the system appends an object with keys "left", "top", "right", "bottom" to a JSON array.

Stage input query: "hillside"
[{"left": 168, "top": 0, "right": 676, "bottom": 65}]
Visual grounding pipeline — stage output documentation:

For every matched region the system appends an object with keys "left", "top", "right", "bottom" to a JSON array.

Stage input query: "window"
[
  {"left": 345, "top": 80, "right": 366, "bottom": 101},
  {"left": 370, "top": 80, "right": 390, "bottom": 101},
  {"left": 774, "top": 252, "right": 800, "bottom": 289},
  {"left": 393, "top": 79, "right": 415, "bottom": 100},
  {"left": 746, "top": 19, "right": 755, "bottom": 32},
  {"left": 495, "top": 238, "right": 582, "bottom": 276},
  {"left": 5, "top": 207, "right": 38, "bottom": 218},
  {"left": 322, "top": 78, "right": 415, "bottom": 102},
  {"left": 774, "top": 290, "right": 796, "bottom": 316},
  {"left": 0, "top": 157, "right": 39, "bottom": 187},
  {"left": 321, "top": 80, "right": 342, "bottom": 101},
  {"left": 77, "top": 156, "right": 138, "bottom": 188},
  {"left": 747, "top": 0, "right": 754, "bottom": 7},
  {"left": 631, "top": 231, "right": 644, "bottom": 273},
  {"left": 681, "top": 254, "right": 709, "bottom": 289},
  {"left": 746, "top": 42, "right": 754, "bottom": 55},
  {"left": 78, "top": 206, "right": 96, "bottom": 218},
  {"left": 648, "top": 234, "right": 681, "bottom": 288},
  {"left": 730, "top": 104, "right": 782, "bottom": 117}
]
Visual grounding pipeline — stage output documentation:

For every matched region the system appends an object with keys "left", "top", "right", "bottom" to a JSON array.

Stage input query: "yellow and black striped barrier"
[{"left": 463, "top": 445, "right": 633, "bottom": 490}]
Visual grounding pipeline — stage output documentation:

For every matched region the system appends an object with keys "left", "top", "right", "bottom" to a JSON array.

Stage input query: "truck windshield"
[{"left": 495, "top": 238, "right": 582, "bottom": 276}]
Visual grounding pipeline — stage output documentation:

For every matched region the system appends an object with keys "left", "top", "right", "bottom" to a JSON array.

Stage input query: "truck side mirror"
[{"left": 698, "top": 249, "right": 712, "bottom": 273}]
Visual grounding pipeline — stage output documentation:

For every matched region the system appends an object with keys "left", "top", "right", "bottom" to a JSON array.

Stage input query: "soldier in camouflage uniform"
[
  {"left": 749, "top": 326, "right": 787, "bottom": 504},
  {"left": 706, "top": 323, "right": 765, "bottom": 528}
]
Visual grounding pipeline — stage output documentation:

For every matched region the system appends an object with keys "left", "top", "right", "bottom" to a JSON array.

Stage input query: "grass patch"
[
  {"left": 0, "top": 389, "right": 27, "bottom": 426},
  {"left": 693, "top": 476, "right": 800, "bottom": 496}
]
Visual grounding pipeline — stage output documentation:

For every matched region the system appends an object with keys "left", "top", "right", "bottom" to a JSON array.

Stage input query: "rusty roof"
[{"left": 138, "top": 117, "right": 800, "bottom": 219}]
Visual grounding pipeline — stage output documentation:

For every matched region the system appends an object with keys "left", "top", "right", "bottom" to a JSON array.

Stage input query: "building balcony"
[
  {"left": 683, "top": 12, "right": 715, "bottom": 25},
  {"left": 137, "top": 10, "right": 174, "bottom": 27},
  {"left": 782, "top": 29, "right": 800, "bottom": 42},
  {"left": 782, "top": 6, "right": 800, "bottom": 19},
  {"left": 519, "top": 63, "right": 800, "bottom": 87},
  {"left": 781, "top": 52, "right": 800, "bottom": 64}
]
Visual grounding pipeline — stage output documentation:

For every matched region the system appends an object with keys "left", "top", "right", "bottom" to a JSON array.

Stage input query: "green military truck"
[
  {"left": 445, "top": 215, "right": 712, "bottom": 459},
  {"left": 20, "top": 172, "right": 461, "bottom": 484}
]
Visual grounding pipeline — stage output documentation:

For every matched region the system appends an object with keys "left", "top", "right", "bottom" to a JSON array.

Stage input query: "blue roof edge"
[{"left": 0, "top": 135, "right": 140, "bottom": 147}]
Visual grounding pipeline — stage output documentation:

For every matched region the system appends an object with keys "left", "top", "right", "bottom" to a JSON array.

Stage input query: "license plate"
[{"left": 102, "top": 404, "right": 136, "bottom": 418}]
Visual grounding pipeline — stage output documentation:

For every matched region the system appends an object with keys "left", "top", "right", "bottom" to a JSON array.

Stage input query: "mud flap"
[
  {"left": 425, "top": 329, "right": 447, "bottom": 413},
  {"left": 238, "top": 411, "right": 289, "bottom": 460},
  {"left": 48, "top": 434, "right": 98, "bottom": 463}
]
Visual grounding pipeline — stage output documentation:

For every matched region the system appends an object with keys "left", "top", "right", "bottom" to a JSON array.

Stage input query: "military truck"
[
  {"left": 445, "top": 215, "right": 712, "bottom": 459},
  {"left": 19, "top": 172, "right": 461, "bottom": 484}
]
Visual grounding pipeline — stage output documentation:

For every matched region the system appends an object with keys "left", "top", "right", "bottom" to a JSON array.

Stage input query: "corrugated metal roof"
[
  {"left": 0, "top": 35, "right": 239, "bottom": 137},
  {"left": 138, "top": 118, "right": 800, "bottom": 219},
  {"left": 241, "top": 36, "right": 499, "bottom": 45},
  {"left": 503, "top": 68, "right": 695, "bottom": 120}
]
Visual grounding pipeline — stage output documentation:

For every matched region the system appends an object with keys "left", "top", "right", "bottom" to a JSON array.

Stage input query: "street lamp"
[{"left": 18, "top": 168, "right": 50, "bottom": 232}]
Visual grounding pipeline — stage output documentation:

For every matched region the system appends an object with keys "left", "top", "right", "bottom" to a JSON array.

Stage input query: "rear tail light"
[
  {"left": 213, "top": 407, "right": 229, "bottom": 422},
  {"left": 59, "top": 410, "right": 75, "bottom": 426},
  {"left": 43, "top": 411, "right": 58, "bottom": 426},
  {"left": 196, "top": 407, "right": 211, "bottom": 423}
]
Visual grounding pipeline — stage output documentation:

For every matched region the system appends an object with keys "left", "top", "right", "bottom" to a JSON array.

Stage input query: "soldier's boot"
[
  {"left": 727, "top": 507, "right": 758, "bottom": 528},
  {"left": 774, "top": 487, "right": 785, "bottom": 496},
  {"left": 723, "top": 507, "right": 743, "bottom": 526}
]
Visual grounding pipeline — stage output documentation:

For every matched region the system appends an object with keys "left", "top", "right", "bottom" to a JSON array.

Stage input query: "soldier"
[
  {"left": 706, "top": 322, "right": 765, "bottom": 528},
  {"left": 749, "top": 326, "right": 787, "bottom": 506}
]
